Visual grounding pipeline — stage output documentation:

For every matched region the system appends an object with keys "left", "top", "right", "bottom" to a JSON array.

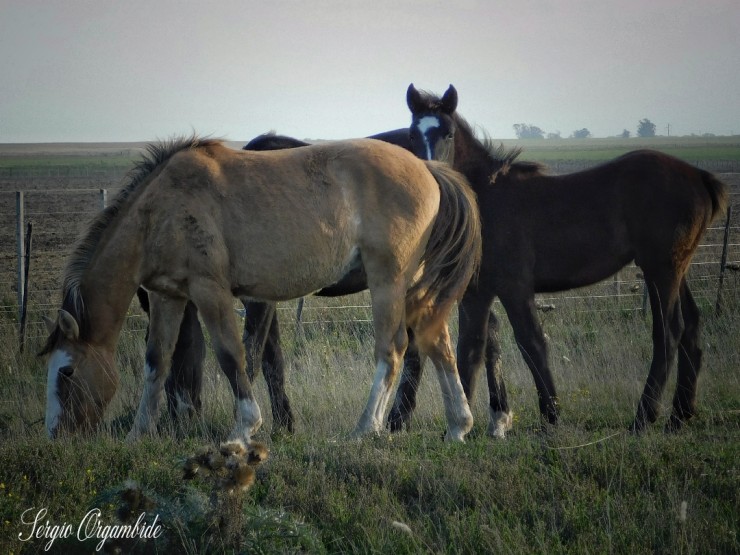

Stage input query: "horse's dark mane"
[
  {"left": 451, "top": 112, "right": 546, "bottom": 180},
  {"left": 52, "top": 135, "right": 220, "bottom": 343}
]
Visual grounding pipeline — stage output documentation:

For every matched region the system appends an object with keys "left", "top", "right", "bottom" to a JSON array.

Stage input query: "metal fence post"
[{"left": 715, "top": 205, "right": 733, "bottom": 315}]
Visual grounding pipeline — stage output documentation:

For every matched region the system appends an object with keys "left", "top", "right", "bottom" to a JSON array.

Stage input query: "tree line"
[{"left": 513, "top": 118, "right": 658, "bottom": 139}]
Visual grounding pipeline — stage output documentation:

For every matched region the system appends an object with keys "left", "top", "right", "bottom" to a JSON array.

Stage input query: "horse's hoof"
[
  {"left": 387, "top": 412, "right": 411, "bottom": 433},
  {"left": 664, "top": 414, "right": 685, "bottom": 434},
  {"left": 487, "top": 410, "right": 513, "bottom": 439},
  {"left": 444, "top": 432, "right": 466, "bottom": 443}
]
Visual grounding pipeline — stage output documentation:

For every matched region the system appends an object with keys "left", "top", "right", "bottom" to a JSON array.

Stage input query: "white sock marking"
[
  {"left": 488, "top": 409, "right": 514, "bottom": 439},
  {"left": 354, "top": 361, "right": 392, "bottom": 436}
]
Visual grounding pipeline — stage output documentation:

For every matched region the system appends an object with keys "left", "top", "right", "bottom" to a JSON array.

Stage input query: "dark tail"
[
  {"left": 700, "top": 170, "right": 730, "bottom": 222},
  {"left": 407, "top": 161, "right": 481, "bottom": 314}
]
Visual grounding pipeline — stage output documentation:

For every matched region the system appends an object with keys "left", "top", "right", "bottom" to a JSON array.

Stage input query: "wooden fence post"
[
  {"left": 19, "top": 222, "right": 33, "bottom": 352},
  {"left": 16, "top": 191, "right": 25, "bottom": 324},
  {"left": 100, "top": 188, "right": 108, "bottom": 209}
]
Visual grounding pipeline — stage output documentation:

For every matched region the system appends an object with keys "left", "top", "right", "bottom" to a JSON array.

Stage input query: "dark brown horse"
[
  {"left": 41, "top": 136, "right": 481, "bottom": 443},
  {"left": 390, "top": 85, "right": 729, "bottom": 435}
]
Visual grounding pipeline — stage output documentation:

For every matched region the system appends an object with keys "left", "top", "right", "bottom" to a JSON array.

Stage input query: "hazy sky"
[{"left": 1, "top": 0, "right": 738, "bottom": 143}]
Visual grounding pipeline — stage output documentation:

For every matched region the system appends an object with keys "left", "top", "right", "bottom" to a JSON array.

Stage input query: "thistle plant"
[{"left": 181, "top": 440, "right": 269, "bottom": 548}]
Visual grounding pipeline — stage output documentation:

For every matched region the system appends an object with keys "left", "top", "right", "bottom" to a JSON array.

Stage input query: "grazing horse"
[
  {"left": 390, "top": 84, "right": 729, "bottom": 435},
  {"left": 40, "top": 136, "right": 481, "bottom": 443}
]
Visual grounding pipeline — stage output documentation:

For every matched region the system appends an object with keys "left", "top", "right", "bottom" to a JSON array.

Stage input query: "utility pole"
[{"left": 666, "top": 123, "right": 670, "bottom": 136}]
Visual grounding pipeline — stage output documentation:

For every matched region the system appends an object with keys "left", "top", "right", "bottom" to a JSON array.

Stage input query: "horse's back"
[{"left": 140, "top": 139, "right": 444, "bottom": 301}]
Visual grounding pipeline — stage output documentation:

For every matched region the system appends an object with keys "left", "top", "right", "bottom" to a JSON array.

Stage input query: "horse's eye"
[
  {"left": 446, "top": 133, "right": 454, "bottom": 141},
  {"left": 59, "top": 365, "right": 75, "bottom": 378}
]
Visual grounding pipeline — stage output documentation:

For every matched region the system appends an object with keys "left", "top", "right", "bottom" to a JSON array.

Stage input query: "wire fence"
[{"left": 2, "top": 176, "right": 739, "bottom": 348}]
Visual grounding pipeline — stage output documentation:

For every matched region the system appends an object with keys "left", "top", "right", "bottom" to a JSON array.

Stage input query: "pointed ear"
[
  {"left": 43, "top": 315, "right": 56, "bottom": 334},
  {"left": 440, "top": 84, "right": 458, "bottom": 114},
  {"left": 406, "top": 83, "right": 423, "bottom": 113},
  {"left": 57, "top": 309, "right": 80, "bottom": 341}
]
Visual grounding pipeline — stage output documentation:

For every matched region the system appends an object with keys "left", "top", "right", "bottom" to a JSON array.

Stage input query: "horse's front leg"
[
  {"left": 500, "top": 292, "right": 559, "bottom": 429},
  {"left": 195, "top": 285, "right": 262, "bottom": 445},
  {"left": 457, "top": 288, "right": 511, "bottom": 436},
  {"left": 484, "top": 310, "right": 514, "bottom": 438},
  {"left": 387, "top": 329, "right": 426, "bottom": 432},
  {"left": 128, "top": 293, "right": 186, "bottom": 441}
]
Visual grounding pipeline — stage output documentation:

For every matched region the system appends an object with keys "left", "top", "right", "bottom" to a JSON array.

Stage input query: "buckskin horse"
[
  {"left": 41, "top": 136, "right": 481, "bottom": 443},
  {"left": 389, "top": 84, "right": 729, "bottom": 436}
]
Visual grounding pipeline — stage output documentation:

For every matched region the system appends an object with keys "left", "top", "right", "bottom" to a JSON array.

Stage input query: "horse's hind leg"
[
  {"left": 353, "top": 283, "right": 408, "bottom": 437},
  {"left": 667, "top": 279, "right": 702, "bottom": 431},
  {"left": 631, "top": 275, "right": 684, "bottom": 433},
  {"left": 412, "top": 311, "right": 474, "bottom": 442},
  {"left": 128, "top": 293, "right": 187, "bottom": 441},
  {"left": 192, "top": 284, "right": 262, "bottom": 444},
  {"left": 387, "top": 329, "right": 426, "bottom": 432},
  {"left": 242, "top": 300, "right": 294, "bottom": 433}
]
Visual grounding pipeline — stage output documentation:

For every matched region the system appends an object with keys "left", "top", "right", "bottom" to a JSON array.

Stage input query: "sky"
[{"left": 1, "top": 0, "right": 739, "bottom": 143}]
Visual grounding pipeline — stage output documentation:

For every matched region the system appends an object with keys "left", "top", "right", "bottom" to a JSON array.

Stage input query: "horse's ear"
[
  {"left": 440, "top": 84, "right": 458, "bottom": 114},
  {"left": 57, "top": 309, "right": 80, "bottom": 341},
  {"left": 406, "top": 83, "right": 423, "bottom": 113},
  {"left": 43, "top": 315, "right": 56, "bottom": 334}
]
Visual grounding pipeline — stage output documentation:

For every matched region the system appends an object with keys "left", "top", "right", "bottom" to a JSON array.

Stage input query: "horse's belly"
[
  {"left": 231, "top": 243, "right": 361, "bottom": 302},
  {"left": 534, "top": 250, "right": 634, "bottom": 292}
]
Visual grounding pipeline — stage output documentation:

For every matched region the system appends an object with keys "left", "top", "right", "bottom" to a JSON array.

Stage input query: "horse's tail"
[
  {"left": 406, "top": 161, "right": 481, "bottom": 326},
  {"left": 699, "top": 169, "right": 730, "bottom": 222}
]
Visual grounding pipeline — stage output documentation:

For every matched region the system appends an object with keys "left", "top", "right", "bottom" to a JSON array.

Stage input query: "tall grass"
[{"left": 1, "top": 290, "right": 738, "bottom": 553}]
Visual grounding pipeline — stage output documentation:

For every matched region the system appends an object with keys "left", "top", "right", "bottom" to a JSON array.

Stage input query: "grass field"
[
  {"left": 500, "top": 135, "right": 740, "bottom": 162},
  {"left": 1, "top": 135, "right": 739, "bottom": 171},
  {"left": 0, "top": 141, "right": 738, "bottom": 553}
]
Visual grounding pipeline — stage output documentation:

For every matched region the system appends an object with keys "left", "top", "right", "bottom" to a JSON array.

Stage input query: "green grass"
[
  {"left": 497, "top": 135, "right": 740, "bottom": 163},
  {"left": 1, "top": 293, "right": 738, "bottom": 554}
]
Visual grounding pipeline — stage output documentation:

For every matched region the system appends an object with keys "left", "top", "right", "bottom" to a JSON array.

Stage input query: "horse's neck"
[
  {"left": 79, "top": 225, "right": 144, "bottom": 348},
  {"left": 454, "top": 136, "right": 492, "bottom": 185}
]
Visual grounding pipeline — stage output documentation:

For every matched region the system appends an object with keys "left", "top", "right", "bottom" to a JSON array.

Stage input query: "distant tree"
[
  {"left": 637, "top": 118, "right": 656, "bottom": 137},
  {"left": 701, "top": 132, "right": 716, "bottom": 138},
  {"left": 546, "top": 131, "right": 562, "bottom": 139},
  {"left": 571, "top": 128, "right": 592, "bottom": 139},
  {"left": 513, "top": 123, "right": 545, "bottom": 139},
  {"left": 620, "top": 129, "right": 631, "bottom": 138}
]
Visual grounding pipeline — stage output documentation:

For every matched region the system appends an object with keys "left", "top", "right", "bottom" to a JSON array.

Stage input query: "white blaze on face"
[
  {"left": 417, "top": 116, "right": 441, "bottom": 160},
  {"left": 46, "top": 349, "right": 71, "bottom": 437}
]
